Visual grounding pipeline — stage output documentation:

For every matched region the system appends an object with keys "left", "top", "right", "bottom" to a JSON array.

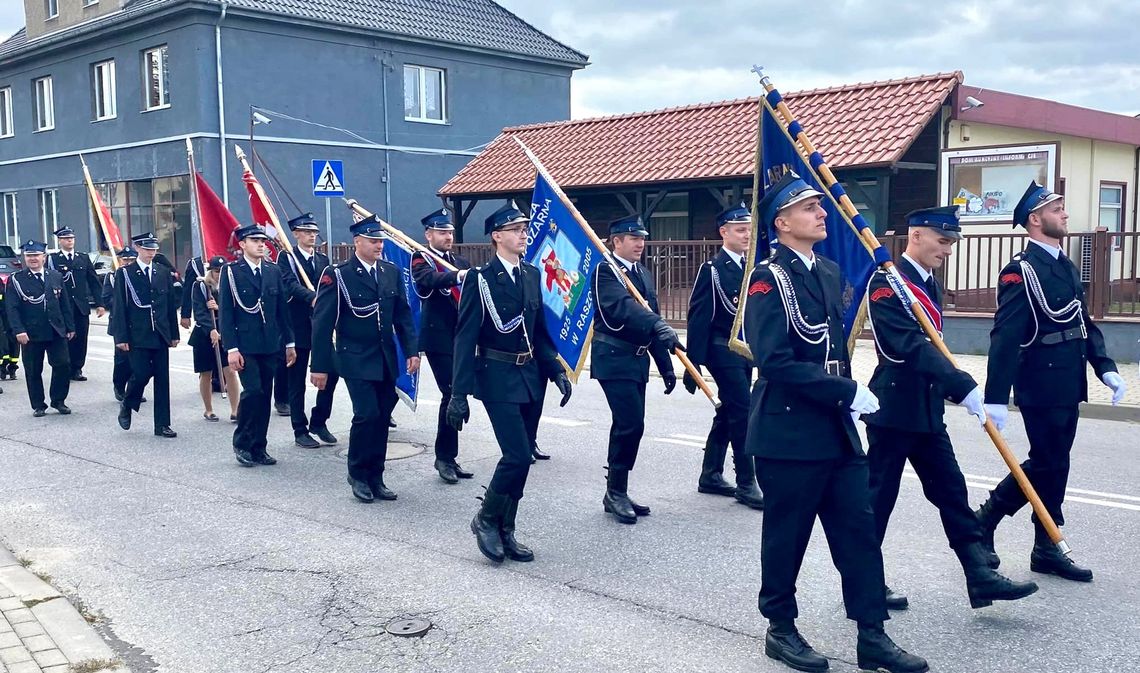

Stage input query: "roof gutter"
[{"left": 215, "top": 1, "right": 229, "bottom": 205}]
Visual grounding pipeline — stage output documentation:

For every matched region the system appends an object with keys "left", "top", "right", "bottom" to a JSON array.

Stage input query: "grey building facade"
[{"left": 0, "top": 0, "right": 586, "bottom": 268}]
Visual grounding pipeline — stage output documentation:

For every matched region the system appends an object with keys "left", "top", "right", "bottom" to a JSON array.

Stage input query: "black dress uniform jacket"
[
  {"left": 180, "top": 256, "right": 205, "bottom": 321},
  {"left": 48, "top": 251, "right": 102, "bottom": 311},
  {"left": 686, "top": 248, "right": 750, "bottom": 369},
  {"left": 411, "top": 249, "right": 471, "bottom": 355},
  {"left": 4, "top": 269, "right": 74, "bottom": 340},
  {"left": 277, "top": 248, "right": 324, "bottom": 350},
  {"left": 452, "top": 257, "right": 562, "bottom": 402},
  {"left": 109, "top": 262, "right": 179, "bottom": 347},
  {"left": 743, "top": 247, "right": 860, "bottom": 459},
  {"left": 311, "top": 255, "right": 417, "bottom": 381},
  {"left": 218, "top": 260, "right": 295, "bottom": 356},
  {"left": 590, "top": 259, "right": 673, "bottom": 381},
  {"left": 984, "top": 242, "right": 1116, "bottom": 408},
  {"left": 864, "top": 258, "right": 976, "bottom": 433}
]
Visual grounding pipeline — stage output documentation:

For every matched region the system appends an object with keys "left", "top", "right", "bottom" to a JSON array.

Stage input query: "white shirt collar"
[
  {"left": 296, "top": 247, "right": 314, "bottom": 261},
  {"left": 496, "top": 254, "right": 520, "bottom": 279},
  {"left": 901, "top": 253, "right": 932, "bottom": 282},
  {"left": 1028, "top": 238, "right": 1062, "bottom": 260},
  {"left": 429, "top": 245, "right": 449, "bottom": 259},
  {"left": 137, "top": 261, "right": 151, "bottom": 273},
  {"left": 788, "top": 247, "right": 815, "bottom": 271},
  {"left": 244, "top": 256, "right": 262, "bottom": 271},
  {"left": 722, "top": 247, "right": 744, "bottom": 268},
  {"left": 614, "top": 255, "right": 638, "bottom": 271},
  {"left": 355, "top": 254, "right": 376, "bottom": 273}
]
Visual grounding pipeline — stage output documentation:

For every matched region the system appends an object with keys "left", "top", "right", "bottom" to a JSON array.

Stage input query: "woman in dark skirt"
[{"left": 190, "top": 256, "right": 240, "bottom": 421}]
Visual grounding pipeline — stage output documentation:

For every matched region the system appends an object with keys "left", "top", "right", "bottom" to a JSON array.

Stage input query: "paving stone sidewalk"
[{"left": 0, "top": 545, "right": 127, "bottom": 673}]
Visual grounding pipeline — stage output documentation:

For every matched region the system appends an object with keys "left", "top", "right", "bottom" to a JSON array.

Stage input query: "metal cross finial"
[{"left": 750, "top": 64, "right": 770, "bottom": 86}]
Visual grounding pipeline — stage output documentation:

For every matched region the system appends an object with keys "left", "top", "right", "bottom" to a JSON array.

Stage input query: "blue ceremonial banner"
[
  {"left": 525, "top": 172, "right": 602, "bottom": 381},
  {"left": 758, "top": 100, "right": 877, "bottom": 339},
  {"left": 383, "top": 237, "right": 422, "bottom": 410}
]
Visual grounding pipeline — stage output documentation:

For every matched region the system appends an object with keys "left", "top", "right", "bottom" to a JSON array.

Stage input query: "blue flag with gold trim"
[{"left": 383, "top": 238, "right": 422, "bottom": 409}]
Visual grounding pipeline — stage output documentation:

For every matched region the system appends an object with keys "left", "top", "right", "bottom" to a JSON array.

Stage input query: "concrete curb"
[{"left": 0, "top": 543, "right": 129, "bottom": 673}]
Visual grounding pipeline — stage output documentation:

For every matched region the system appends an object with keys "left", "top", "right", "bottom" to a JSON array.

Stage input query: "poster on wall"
[{"left": 940, "top": 143, "right": 1059, "bottom": 223}]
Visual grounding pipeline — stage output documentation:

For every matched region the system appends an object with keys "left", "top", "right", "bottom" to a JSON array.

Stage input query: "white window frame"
[
  {"left": 92, "top": 59, "right": 117, "bottom": 121},
  {"left": 2, "top": 193, "right": 17, "bottom": 246},
  {"left": 84, "top": 0, "right": 99, "bottom": 6},
  {"left": 39, "top": 189, "right": 58, "bottom": 242},
  {"left": 142, "top": 46, "right": 170, "bottom": 111},
  {"left": 403, "top": 64, "right": 447, "bottom": 124},
  {"left": 44, "top": 0, "right": 59, "bottom": 19},
  {"left": 34, "top": 76, "right": 54, "bottom": 132},
  {"left": 1098, "top": 182, "right": 1125, "bottom": 250},
  {"left": 0, "top": 87, "right": 12, "bottom": 138}
]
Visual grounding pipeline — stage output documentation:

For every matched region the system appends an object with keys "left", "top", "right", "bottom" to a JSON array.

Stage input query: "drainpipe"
[
  {"left": 215, "top": 1, "right": 229, "bottom": 205},
  {"left": 380, "top": 54, "right": 394, "bottom": 222},
  {"left": 1133, "top": 146, "right": 1139, "bottom": 233}
]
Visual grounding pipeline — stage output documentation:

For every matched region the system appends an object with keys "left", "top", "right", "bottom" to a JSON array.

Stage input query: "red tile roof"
[{"left": 439, "top": 72, "right": 963, "bottom": 197}]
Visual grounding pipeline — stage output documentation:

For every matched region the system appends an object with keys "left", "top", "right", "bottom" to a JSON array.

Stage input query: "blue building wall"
[{"left": 0, "top": 5, "right": 576, "bottom": 265}]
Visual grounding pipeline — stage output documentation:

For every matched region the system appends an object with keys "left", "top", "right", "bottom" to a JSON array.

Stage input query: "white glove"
[
  {"left": 1101, "top": 371, "right": 1126, "bottom": 406},
  {"left": 984, "top": 404, "right": 1008, "bottom": 432},
  {"left": 959, "top": 386, "right": 987, "bottom": 426},
  {"left": 850, "top": 383, "right": 880, "bottom": 416}
]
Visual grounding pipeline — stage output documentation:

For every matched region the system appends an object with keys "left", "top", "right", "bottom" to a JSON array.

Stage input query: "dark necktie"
[
  {"left": 253, "top": 266, "right": 261, "bottom": 285},
  {"left": 371, "top": 266, "right": 379, "bottom": 285},
  {"left": 145, "top": 266, "right": 151, "bottom": 283},
  {"left": 35, "top": 272, "right": 43, "bottom": 283},
  {"left": 512, "top": 267, "right": 520, "bottom": 284}
]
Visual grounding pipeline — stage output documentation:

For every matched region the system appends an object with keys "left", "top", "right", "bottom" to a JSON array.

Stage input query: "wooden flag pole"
[
  {"left": 233, "top": 145, "right": 315, "bottom": 291},
  {"left": 752, "top": 66, "right": 1068, "bottom": 555},
  {"left": 79, "top": 155, "right": 120, "bottom": 272},
  {"left": 513, "top": 137, "right": 720, "bottom": 408},
  {"left": 343, "top": 199, "right": 458, "bottom": 272},
  {"left": 186, "top": 138, "right": 228, "bottom": 398}
]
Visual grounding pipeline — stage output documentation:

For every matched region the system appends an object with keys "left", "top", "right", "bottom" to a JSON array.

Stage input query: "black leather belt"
[
  {"left": 594, "top": 332, "right": 649, "bottom": 356},
  {"left": 825, "top": 359, "right": 850, "bottom": 377},
  {"left": 1038, "top": 327, "right": 1085, "bottom": 346},
  {"left": 477, "top": 346, "right": 533, "bottom": 365}
]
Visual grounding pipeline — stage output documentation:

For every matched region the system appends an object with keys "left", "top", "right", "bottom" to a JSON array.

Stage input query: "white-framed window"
[
  {"left": 142, "top": 45, "right": 170, "bottom": 111},
  {"left": 1099, "top": 182, "right": 1125, "bottom": 250},
  {"left": 403, "top": 64, "right": 446, "bottom": 123},
  {"left": 83, "top": 0, "right": 99, "bottom": 6},
  {"left": 33, "top": 76, "right": 54, "bottom": 131},
  {"left": 44, "top": 0, "right": 58, "bottom": 19},
  {"left": 39, "top": 189, "right": 58, "bottom": 241},
  {"left": 2, "top": 193, "right": 17, "bottom": 246},
  {"left": 92, "top": 59, "right": 117, "bottom": 120},
  {"left": 0, "top": 87, "right": 12, "bottom": 138}
]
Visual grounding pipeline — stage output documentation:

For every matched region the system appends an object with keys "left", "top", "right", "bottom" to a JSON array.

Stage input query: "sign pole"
[{"left": 325, "top": 197, "right": 332, "bottom": 254}]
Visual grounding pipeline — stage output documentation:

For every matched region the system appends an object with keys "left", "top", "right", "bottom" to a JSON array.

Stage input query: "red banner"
[
  {"left": 195, "top": 172, "right": 242, "bottom": 260},
  {"left": 82, "top": 161, "right": 123, "bottom": 264},
  {"left": 241, "top": 168, "right": 282, "bottom": 262}
]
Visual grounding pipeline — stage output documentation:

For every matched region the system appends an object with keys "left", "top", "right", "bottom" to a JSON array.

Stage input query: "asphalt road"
[{"left": 0, "top": 331, "right": 1137, "bottom": 673}]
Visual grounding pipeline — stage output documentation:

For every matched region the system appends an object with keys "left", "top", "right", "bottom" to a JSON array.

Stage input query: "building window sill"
[
  {"left": 33, "top": 127, "right": 54, "bottom": 133},
  {"left": 404, "top": 117, "right": 449, "bottom": 126},
  {"left": 93, "top": 115, "right": 116, "bottom": 123},
  {"left": 142, "top": 104, "right": 171, "bottom": 113},
  {"left": 0, "top": 134, "right": 13, "bottom": 140}
]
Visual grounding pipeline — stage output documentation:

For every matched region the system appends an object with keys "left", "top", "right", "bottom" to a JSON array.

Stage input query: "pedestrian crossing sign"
[{"left": 312, "top": 160, "right": 345, "bottom": 197}]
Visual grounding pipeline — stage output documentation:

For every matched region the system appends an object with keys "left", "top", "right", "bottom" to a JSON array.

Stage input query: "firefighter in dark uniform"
[
  {"left": 181, "top": 254, "right": 222, "bottom": 396},
  {"left": 102, "top": 247, "right": 138, "bottom": 401},
  {"left": 220, "top": 225, "right": 297, "bottom": 467},
  {"left": 278, "top": 213, "right": 340, "bottom": 448},
  {"left": 4, "top": 240, "right": 75, "bottom": 416},
  {"left": 47, "top": 226, "right": 103, "bottom": 381},
  {"left": 0, "top": 272, "right": 19, "bottom": 381},
  {"left": 311, "top": 215, "right": 419, "bottom": 501},
  {"left": 976, "top": 181, "right": 1124, "bottom": 582},
  {"left": 591, "top": 215, "right": 681, "bottom": 524},
  {"left": 745, "top": 173, "right": 926, "bottom": 673},
  {"left": 683, "top": 203, "right": 764, "bottom": 510},
  {"left": 110, "top": 233, "right": 179, "bottom": 437},
  {"left": 412, "top": 208, "right": 475, "bottom": 483},
  {"left": 865, "top": 206, "right": 1038, "bottom": 612},
  {"left": 447, "top": 202, "right": 572, "bottom": 563}
]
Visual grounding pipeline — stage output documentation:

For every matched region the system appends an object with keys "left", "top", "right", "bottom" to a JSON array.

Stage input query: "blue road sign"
[{"left": 312, "top": 160, "right": 345, "bottom": 197}]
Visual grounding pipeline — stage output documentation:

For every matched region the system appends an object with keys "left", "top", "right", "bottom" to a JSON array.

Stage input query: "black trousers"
[
  {"left": 426, "top": 351, "right": 459, "bottom": 462},
  {"left": 757, "top": 455, "right": 888, "bottom": 624},
  {"left": 286, "top": 346, "right": 338, "bottom": 436},
  {"left": 706, "top": 365, "right": 755, "bottom": 483},
  {"left": 22, "top": 336, "right": 71, "bottom": 410},
  {"left": 990, "top": 404, "right": 1080, "bottom": 530},
  {"left": 273, "top": 355, "right": 289, "bottom": 406},
  {"left": 112, "top": 347, "right": 132, "bottom": 393},
  {"left": 866, "top": 425, "right": 981, "bottom": 551},
  {"left": 125, "top": 345, "right": 170, "bottom": 429},
  {"left": 233, "top": 353, "right": 276, "bottom": 456},
  {"left": 599, "top": 379, "right": 647, "bottom": 471},
  {"left": 343, "top": 377, "right": 399, "bottom": 484},
  {"left": 483, "top": 399, "right": 543, "bottom": 499},
  {"left": 67, "top": 305, "right": 90, "bottom": 375}
]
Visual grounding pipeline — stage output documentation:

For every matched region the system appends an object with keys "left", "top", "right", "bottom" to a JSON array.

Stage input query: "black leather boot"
[
  {"left": 856, "top": 622, "right": 928, "bottom": 673},
  {"left": 500, "top": 496, "right": 534, "bottom": 562},
  {"left": 764, "top": 620, "right": 828, "bottom": 672},
  {"left": 603, "top": 468, "right": 637, "bottom": 524},
  {"left": 955, "top": 543, "right": 1039, "bottom": 608},
  {"left": 1030, "top": 525, "right": 1092, "bottom": 582},
  {"left": 471, "top": 488, "right": 510, "bottom": 563},
  {"left": 697, "top": 431, "right": 735, "bottom": 496},
  {"left": 884, "top": 585, "right": 909, "bottom": 611},
  {"left": 974, "top": 494, "right": 1005, "bottom": 568},
  {"left": 733, "top": 452, "right": 764, "bottom": 510}
]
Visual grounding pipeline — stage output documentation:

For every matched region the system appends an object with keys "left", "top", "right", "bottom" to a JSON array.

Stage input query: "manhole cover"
[
  {"left": 385, "top": 618, "right": 431, "bottom": 637},
  {"left": 333, "top": 441, "right": 424, "bottom": 461}
]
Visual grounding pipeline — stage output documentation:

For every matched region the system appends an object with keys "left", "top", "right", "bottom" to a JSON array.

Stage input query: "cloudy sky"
[{"left": 3, "top": 1, "right": 1138, "bottom": 119}]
